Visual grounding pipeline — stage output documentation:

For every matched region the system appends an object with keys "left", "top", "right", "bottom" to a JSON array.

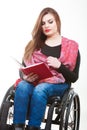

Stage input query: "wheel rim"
[{"left": 60, "top": 94, "right": 80, "bottom": 130}]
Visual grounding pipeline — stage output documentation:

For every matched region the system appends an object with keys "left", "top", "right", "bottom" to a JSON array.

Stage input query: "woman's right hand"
[{"left": 23, "top": 72, "right": 39, "bottom": 82}]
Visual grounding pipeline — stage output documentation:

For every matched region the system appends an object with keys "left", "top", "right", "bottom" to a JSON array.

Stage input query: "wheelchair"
[{"left": 0, "top": 83, "right": 80, "bottom": 130}]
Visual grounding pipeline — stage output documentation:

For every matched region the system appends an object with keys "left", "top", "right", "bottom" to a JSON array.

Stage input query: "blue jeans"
[{"left": 13, "top": 80, "right": 69, "bottom": 127}]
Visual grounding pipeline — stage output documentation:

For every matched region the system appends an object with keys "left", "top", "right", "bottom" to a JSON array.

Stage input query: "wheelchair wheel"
[
  {"left": 0, "top": 86, "right": 14, "bottom": 130},
  {"left": 59, "top": 90, "right": 80, "bottom": 130},
  {"left": 0, "top": 101, "right": 14, "bottom": 130}
]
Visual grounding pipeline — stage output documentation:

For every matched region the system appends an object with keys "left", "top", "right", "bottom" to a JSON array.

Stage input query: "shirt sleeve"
[{"left": 57, "top": 51, "right": 81, "bottom": 83}]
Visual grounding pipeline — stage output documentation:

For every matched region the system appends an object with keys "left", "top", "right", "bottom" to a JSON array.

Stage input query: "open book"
[{"left": 20, "top": 62, "right": 53, "bottom": 80}]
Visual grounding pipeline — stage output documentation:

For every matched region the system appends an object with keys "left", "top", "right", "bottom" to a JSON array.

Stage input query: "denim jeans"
[{"left": 13, "top": 80, "right": 69, "bottom": 127}]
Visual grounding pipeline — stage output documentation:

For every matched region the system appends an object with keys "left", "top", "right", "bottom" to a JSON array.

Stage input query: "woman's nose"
[{"left": 45, "top": 22, "right": 49, "bottom": 28}]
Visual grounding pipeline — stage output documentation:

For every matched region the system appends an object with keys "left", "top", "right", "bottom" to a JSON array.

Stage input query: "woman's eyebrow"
[{"left": 42, "top": 18, "right": 54, "bottom": 22}]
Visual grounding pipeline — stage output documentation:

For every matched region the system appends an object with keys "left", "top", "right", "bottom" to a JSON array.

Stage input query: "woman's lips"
[{"left": 45, "top": 29, "right": 51, "bottom": 32}]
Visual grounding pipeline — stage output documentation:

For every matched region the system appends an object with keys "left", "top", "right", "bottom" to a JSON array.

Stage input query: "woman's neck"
[{"left": 45, "top": 34, "right": 62, "bottom": 47}]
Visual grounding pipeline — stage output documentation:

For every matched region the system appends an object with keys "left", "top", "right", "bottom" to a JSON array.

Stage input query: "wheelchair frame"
[{"left": 0, "top": 85, "right": 80, "bottom": 130}]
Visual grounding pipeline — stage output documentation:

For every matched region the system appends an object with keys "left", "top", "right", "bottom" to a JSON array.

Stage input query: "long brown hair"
[{"left": 23, "top": 7, "right": 61, "bottom": 61}]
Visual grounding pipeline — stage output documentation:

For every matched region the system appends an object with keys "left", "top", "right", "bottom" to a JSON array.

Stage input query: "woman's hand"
[
  {"left": 47, "top": 56, "right": 61, "bottom": 69},
  {"left": 23, "top": 72, "right": 39, "bottom": 82}
]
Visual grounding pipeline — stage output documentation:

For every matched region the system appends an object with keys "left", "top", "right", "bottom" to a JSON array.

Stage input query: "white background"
[{"left": 0, "top": 0, "right": 87, "bottom": 129}]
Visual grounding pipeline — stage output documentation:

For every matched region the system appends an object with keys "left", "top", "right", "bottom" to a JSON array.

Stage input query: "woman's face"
[{"left": 41, "top": 13, "right": 58, "bottom": 37}]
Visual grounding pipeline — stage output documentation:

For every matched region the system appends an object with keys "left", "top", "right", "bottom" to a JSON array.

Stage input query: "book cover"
[{"left": 20, "top": 62, "right": 53, "bottom": 80}]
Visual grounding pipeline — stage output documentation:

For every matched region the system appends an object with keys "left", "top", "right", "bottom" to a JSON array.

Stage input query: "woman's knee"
[
  {"left": 15, "top": 80, "right": 34, "bottom": 96},
  {"left": 32, "top": 83, "right": 49, "bottom": 100}
]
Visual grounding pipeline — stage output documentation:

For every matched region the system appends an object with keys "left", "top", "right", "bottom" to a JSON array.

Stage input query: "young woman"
[{"left": 13, "top": 7, "right": 80, "bottom": 130}]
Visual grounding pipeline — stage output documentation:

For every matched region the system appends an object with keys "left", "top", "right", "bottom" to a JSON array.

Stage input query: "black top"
[{"left": 41, "top": 44, "right": 80, "bottom": 83}]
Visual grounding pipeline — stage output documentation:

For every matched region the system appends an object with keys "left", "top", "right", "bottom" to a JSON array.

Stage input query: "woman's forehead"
[{"left": 42, "top": 13, "right": 55, "bottom": 21}]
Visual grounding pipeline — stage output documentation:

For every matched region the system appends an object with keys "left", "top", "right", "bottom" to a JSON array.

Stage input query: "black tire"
[
  {"left": 0, "top": 86, "right": 14, "bottom": 130},
  {"left": 0, "top": 85, "right": 14, "bottom": 121},
  {"left": 59, "top": 91, "right": 80, "bottom": 130},
  {"left": 1, "top": 85, "right": 14, "bottom": 103},
  {"left": 0, "top": 101, "right": 13, "bottom": 130}
]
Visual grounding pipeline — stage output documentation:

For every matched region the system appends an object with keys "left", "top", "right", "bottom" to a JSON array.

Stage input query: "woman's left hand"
[{"left": 47, "top": 56, "right": 61, "bottom": 69}]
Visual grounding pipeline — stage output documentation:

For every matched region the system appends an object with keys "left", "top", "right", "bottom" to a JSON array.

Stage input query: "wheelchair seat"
[{"left": 0, "top": 85, "right": 80, "bottom": 130}]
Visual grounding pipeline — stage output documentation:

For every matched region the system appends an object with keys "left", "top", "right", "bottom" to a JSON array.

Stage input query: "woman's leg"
[
  {"left": 13, "top": 80, "right": 34, "bottom": 125},
  {"left": 28, "top": 83, "right": 69, "bottom": 128}
]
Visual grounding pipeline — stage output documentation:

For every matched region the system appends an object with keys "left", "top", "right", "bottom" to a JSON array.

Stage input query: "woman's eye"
[
  {"left": 49, "top": 21, "right": 53, "bottom": 24},
  {"left": 41, "top": 20, "right": 53, "bottom": 26},
  {"left": 41, "top": 22, "right": 45, "bottom": 25}
]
